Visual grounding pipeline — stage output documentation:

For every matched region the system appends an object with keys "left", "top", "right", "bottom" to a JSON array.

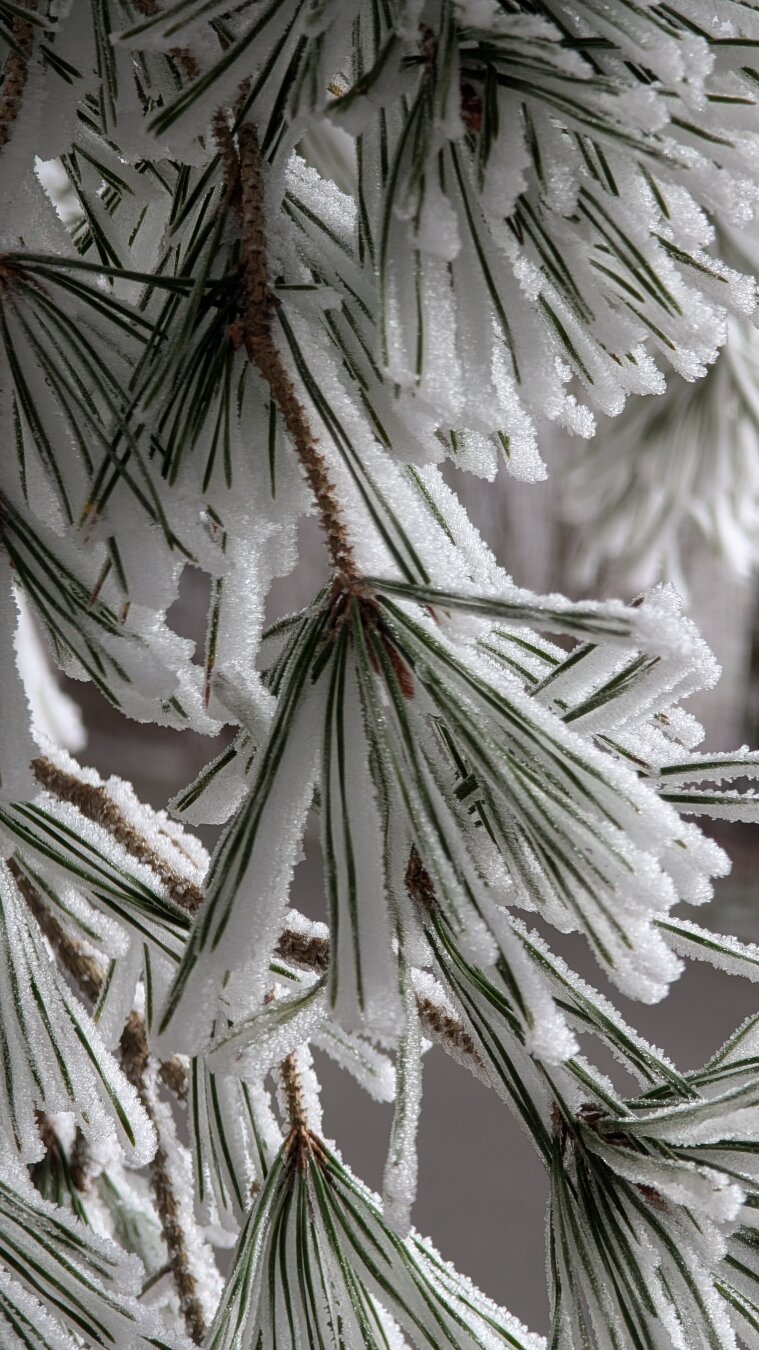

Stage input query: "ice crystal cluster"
[{"left": 4, "top": 2, "right": 759, "bottom": 1347}]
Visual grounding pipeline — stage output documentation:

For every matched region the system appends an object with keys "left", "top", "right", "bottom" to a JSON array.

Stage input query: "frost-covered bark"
[{"left": 4, "top": 3, "right": 759, "bottom": 1347}]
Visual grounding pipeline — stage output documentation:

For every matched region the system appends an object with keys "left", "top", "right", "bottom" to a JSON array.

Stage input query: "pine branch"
[
  {"left": 25, "top": 755, "right": 490, "bottom": 1104},
  {"left": 14, "top": 844, "right": 219, "bottom": 1321},
  {"left": 29, "top": 753, "right": 489, "bottom": 1081},
  {"left": 22, "top": 761, "right": 483, "bottom": 1096},
  {"left": 276, "top": 922, "right": 487, "bottom": 1076},
  {"left": 4, "top": 7, "right": 759, "bottom": 1342}
]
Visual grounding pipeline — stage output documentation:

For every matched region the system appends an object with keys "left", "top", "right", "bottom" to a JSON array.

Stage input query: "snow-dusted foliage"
[
  {"left": 3, "top": 2, "right": 759, "bottom": 1346},
  {"left": 563, "top": 226, "right": 759, "bottom": 589},
  {"left": 564, "top": 312, "right": 759, "bottom": 590},
  {"left": 558, "top": 172, "right": 759, "bottom": 587}
]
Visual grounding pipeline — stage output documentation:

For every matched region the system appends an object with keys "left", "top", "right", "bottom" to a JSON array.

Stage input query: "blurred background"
[{"left": 25, "top": 427, "right": 759, "bottom": 1336}]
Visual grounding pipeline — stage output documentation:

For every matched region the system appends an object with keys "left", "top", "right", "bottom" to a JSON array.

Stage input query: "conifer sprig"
[{"left": 3, "top": 3, "right": 759, "bottom": 1346}]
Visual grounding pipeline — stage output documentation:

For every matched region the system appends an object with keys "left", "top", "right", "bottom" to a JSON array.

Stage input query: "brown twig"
[
  {"left": 11, "top": 859, "right": 106, "bottom": 1002},
  {"left": 279, "top": 1051, "right": 309, "bottom": 1135},
  {"left": 32, "top": 756, "right": 204, "bottom": 913},
  {"left": 0, "top": 1, "right": 35, "bottom": 155},
  {"left": 275, "top": 926, "right": 330, "bottom": 973},
  {"left": 215, "top": 116, "right": 365, "bottom": 592},
  {"left": 404, "top": 848, "right": 438, "bottom": 916},
  {"left": 415, "top": 996, "right": 483, "bottom": 1068},
  {"left": 402, "top": 851, "right": 489, "bottom": 1072},
  {"left": 159, "top": 1055, "right": 189, "bottom": 1103},
  {"left": 278, "top": 1050, "right": 327, "bottom": 1171},
  {"left": 121, "top": 1013, "right": 207, "bottom": 1345}
]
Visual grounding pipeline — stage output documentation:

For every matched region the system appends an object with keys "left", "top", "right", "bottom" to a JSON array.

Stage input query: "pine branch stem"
[
  {"left": 32, "top": 756, "right": 204, "bottom": 913},
  {"left": 279, "top": 1051, "right": 310, "bottom": 1135},
  {"left": 120, "top": 1013, "right": 207, "bottom": 1346},
  {"left": 278, "top": 1050, "right": 325, "bottom": 1171},
  {"left": 0, "top": 0, "right": 35, "bottom": 155},
  {"left": 11, "top": 859, "right": 106, "bottom": 1002},
  {"left": 218, "top": 116, "right": 365, "bottom": 592}
]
